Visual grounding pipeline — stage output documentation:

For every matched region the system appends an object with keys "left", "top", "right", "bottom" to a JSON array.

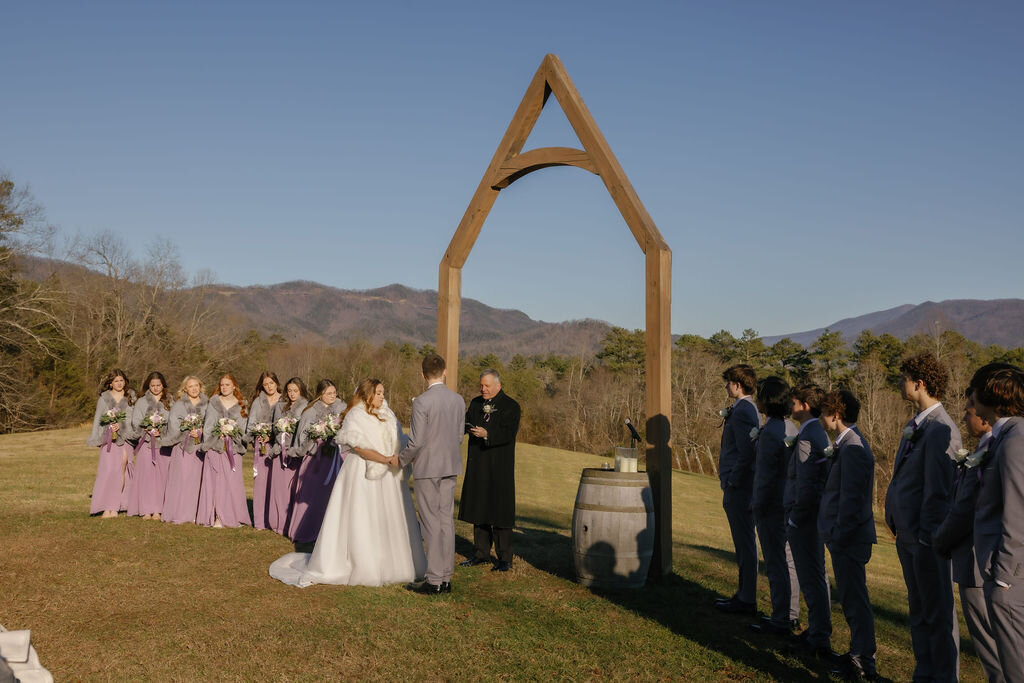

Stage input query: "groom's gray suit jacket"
[{"left": 399, "top": 382, "right": 465, "bottom": 477}]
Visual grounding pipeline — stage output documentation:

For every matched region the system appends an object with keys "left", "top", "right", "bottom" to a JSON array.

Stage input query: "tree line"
[{"left": 4, "top": 173, "right": 1024, "bottom": 506}]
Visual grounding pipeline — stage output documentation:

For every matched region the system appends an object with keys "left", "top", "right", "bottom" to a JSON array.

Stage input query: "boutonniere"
[
  {"left": 718, "top": 406, "right": 733, "bottom": 419},
  {"left": 954, "top": 448, "right": 970, "bottom": 464},
  {"left": 902, "top": 425, "right": 915, "bottom": 440},
  {"left": 482, "top": 403, "right": 496, "bottom": 422},
  {"left": 784, "top": 435, "right": 797, "bottom": 448},
  {"left": 824, "top": 444, "right": 836, "bottom": 458},
  {"left": 749, "top": 426, "right": 760, "bottom": 442},
  {"left": 965, "top": 448, "right": 989, "bottom": 469}
]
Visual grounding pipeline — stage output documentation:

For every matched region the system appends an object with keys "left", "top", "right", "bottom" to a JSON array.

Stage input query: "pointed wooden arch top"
[{"left": 438, "top": 54, "right": 673, "bottom": 578}]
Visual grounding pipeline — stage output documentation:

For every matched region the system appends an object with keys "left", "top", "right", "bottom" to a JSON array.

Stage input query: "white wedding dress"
[{"left": 269, "top": 400, "right": 426, "bottom": 587}]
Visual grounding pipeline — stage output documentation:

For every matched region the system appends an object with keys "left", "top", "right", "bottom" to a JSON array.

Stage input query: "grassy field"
[{"left": 0, "top": 427, "right": 984, "bottom": 680}]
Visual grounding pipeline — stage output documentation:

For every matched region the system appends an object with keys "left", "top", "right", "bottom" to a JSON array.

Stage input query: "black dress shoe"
[
  {"left": 440, "top": 581, "right": 452, "bottom": 593},
  {"left": 492, "top": 560, "right": 512, "bottom": 572},
  {"left": 459, "top": 557, "right": 490, "bottom": 567},
  {"left": 748, "top": 620, "right": 796, "bottom": 636},
  {"left": 714, "top": 598, "right": 757, "bottom": 615},
  {"left": 714, "top": 593, "right": 738, "bottom": 605},
  {"left": 406, "top": 581, "right": 444, "bottom": 595}
]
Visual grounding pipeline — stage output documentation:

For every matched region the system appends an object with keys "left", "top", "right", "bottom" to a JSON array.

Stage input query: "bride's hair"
[{"left": 346, "top": 378, "right": 386, "bottom": 421}]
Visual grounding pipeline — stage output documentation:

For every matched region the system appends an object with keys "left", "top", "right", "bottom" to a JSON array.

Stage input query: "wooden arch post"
[{"left": 439, "top": 54, "right": 673, "bottom": 578}]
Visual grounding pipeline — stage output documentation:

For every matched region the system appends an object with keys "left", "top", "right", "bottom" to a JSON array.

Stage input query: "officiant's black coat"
[{"left": 458, "top": 390, "right": 521, "bottom": 528}]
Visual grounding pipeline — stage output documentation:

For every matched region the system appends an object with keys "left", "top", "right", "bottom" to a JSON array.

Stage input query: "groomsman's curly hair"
[
  {"left": 756, "top": 376, "right": 791, "bottom": 419},
  {"left": 722, "top": 364, "right": 757, "bottom": 394},
  {"left": 900, "top": 352, "right": 949, "bottom": 399},
  {"left": 792, "top": 384, "right": 826, "bottom": 417},
  {"left": 822, "top": 389, "right": 860, "bottom": 424},
  {"left": 976, "top": 366, "right": 1024, "bottom": 418}
]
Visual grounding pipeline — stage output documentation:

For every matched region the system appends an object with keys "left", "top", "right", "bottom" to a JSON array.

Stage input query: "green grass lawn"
[{"left": 0, "top": 427, "right": 984, "bottom": 680}]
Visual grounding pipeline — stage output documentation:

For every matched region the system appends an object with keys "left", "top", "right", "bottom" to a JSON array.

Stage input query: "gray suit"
[
  {"left": 719, "top": 396, "right": 760, "bottom": 603},
  {"left": 820, "top": 427, "right": 877, "bottom": 676},
  {"left": 975, "top": 417, "right": 1024, "bottom": 681},
  {"left": 784, "top": 418, "right": 832, "bottom": 648},
  {"left": 884, "top": 404, "right": 961, "bottom": 683},
  {"left": 934, "top": 433, "right": 1003, "bottom": 683},
  {"left": 399, "top": 382, "right": 466, "bottom": 586}
]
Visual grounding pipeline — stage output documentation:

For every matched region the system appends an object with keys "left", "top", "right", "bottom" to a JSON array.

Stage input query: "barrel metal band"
[
  {"left": 574, "top": 503, "right": 652, "bottom": 513},
  {"left": 580, "top": 478, "right": 649, "bottom": 488}
]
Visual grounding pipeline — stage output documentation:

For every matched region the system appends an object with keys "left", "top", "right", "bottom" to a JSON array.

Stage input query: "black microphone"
[{"left": 624, "top": 418, "right": 642, "bottom": 442}]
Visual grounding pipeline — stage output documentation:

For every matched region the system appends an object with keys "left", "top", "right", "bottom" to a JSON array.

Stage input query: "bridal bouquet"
[
  {"left": 249, "top": 422, "right": 272, "bottom": 440},
  {"left": 213, "top": 417, "right": 243, "bottom": 440},
  {"left": 100, "top": 409, "right": 126, "bottom": 426},
  {"left": 179, "top": 414, "right": 203, "bottom": 444},
  {"left": 275, "top": 416, "right": 298, "bottom": 435},
  {"left": 140, "top": 412, "right": 166, "bottom": 436}
]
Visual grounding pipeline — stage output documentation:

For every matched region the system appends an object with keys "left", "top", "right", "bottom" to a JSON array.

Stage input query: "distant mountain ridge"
[{"left": 763, "top": 299, "right": 1024, "bottom": 349}]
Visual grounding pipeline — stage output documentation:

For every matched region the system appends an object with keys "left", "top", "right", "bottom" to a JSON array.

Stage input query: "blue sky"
[{"left": 3, "top": 1, "right": 1022, "bottom": 338}]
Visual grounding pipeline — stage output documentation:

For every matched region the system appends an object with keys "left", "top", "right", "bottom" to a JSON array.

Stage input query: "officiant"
[{"left": 459, "top": 369, "right": 521, "bottom": 572}]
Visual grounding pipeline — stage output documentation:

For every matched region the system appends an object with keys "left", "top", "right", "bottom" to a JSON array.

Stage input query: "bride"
[{"left": 270, "top": 379, "right": 426, "bottom": 587}]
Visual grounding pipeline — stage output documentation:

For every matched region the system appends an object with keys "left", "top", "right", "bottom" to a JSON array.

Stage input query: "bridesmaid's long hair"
[
  {"left": 302, "top": 378, "right": 337, "bottom": 414},
  {"left": 100, "top": 368, "right": 136, "bottom": 405},
  {"left": 176, "top": 375, "right": 206, "bottom": 401},
  {"left": 249, "top": 370, "right": 282, "bottom": 407},
  {"left": 283, "top": 377, "right": 309, "bottom": 412},
  {"left": 217, "top": 374, "right": 249, "bottom": 418},
  {"left": 346, "top": 378, "right": 385, "bottom": 421},
  {"left": 141, "top": 371, "right": 171, "bottom": 409}
]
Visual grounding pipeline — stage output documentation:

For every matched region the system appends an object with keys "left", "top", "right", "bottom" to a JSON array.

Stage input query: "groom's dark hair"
[{"left": 422, "top": 353, "right": 446, "bottom": 380}]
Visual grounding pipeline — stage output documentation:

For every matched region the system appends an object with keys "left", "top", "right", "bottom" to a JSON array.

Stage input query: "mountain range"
[{"left": 16, "top": 256, "right": 1024, "bottom": 353}]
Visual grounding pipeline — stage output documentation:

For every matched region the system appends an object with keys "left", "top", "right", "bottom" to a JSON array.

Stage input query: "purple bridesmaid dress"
[
  {"left": 288, "top": 442, "right": 340, "bottom": 543},
  {"left": 90, "top": 443, "right": 131, "bottom": 514},
  {"left": 162, "top": 442, "right": 204, "bottom": 524},
  {"left": 196, "top": 395, "right": 252, "bottom": 528}
]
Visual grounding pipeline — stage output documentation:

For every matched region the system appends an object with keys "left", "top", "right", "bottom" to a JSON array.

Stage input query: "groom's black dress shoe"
[
  {"left": 492, "top": 561, "right": 512, "bottom": 572},
  {"left": 406, "top": 581, "right": 445, "bottom": 595},
  {"left": 459, "top": 557, "right": 490, "bottom": 567}
]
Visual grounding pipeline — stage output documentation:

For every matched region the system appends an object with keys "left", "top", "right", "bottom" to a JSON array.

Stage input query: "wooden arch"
[{"left": 438, "top": 54, "right": 673, "bottom": 578}]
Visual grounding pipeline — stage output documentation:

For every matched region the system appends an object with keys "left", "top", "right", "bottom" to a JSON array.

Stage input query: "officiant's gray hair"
[{"left": 480, "top": 369, "right": 501, "bottom": 384}]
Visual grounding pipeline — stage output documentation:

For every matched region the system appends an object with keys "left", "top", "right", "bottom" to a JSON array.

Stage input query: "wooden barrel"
[{"left": 571, "top": 468, "right": 655, "bottom": 589}]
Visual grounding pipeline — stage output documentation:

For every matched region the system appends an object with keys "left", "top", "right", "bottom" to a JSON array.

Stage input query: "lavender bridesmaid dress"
[
  {"left": 288, "top": 399, "right": 344, "bottom": 543},
  {"left": 85, "top": 391, "right": 133, "bottom": 514},
  {"left": 126, "top": 393, "right": 172, "bottom": 517},
  {"left": 267, "top": 397, "right": 307, "bottom": 535},
  {"left": 161, "top": 395, "right": 208, "bottom": 524},
  {"left": 247, "top": 393, "right": 280, "bottom": 530},
  {"left": 197, "top": 396, "right": 252, "bottom": 528}
]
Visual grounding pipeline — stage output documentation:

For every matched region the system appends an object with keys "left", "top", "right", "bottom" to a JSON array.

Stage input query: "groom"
[{"left": 397, "top": 353, "right": 466, "bottom": 595}]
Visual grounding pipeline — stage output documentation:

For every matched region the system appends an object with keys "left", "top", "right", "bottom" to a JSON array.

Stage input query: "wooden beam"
[
  {"left": 437, "top": 263, "right": 461, "bottom": 390},
  {"left": 492, "top": 146, "right": 597, "bottom": 189},
  {"left": 644, "top": 246, "right": 673, "bottom": 577}
]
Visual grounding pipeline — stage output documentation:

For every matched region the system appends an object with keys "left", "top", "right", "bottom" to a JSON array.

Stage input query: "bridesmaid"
[
  {"left": 248, "top": 371, "right": 283, "bottom": 530},
  {"left": 162, "top": 376, "right": 208, "bottom": 524},
  {"left": 127, "top": 371, "right": 173, "bottom": 520},
  {"left": 288, "top": 379, "right": 344, "bottom": 544},
  {"left": 267, "top": 377, "right": 309, "bottom": 535},
  {"left": 85, "top": 369, "right": 135, "bottom": 517},
  {"left": 198, "top": 374, "right": 251, "bottom": 528}
]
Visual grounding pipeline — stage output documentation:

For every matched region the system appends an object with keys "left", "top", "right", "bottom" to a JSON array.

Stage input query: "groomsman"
[
  {"left": 715, "top": 364, "right": 760, "bottom": 614},
  {"left": 748, "top": 376, "right": 801, "bottom": 635},
  {"left": 934, "top": 381, "right": 1001, "bottom": 683},
  {"left": 972, "top": 363, "right": 1024, "bottom": 681},
  {"left": 884, "top": 352, "right": 961, "bottom": 682},
  {"left": 820, "top": 390, "right": 878, "bottom": 681},
  {"left": 784, "top": 383, "right": 833, "bottom": 657}
]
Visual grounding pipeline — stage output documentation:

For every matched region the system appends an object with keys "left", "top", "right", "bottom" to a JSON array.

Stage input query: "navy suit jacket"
[
  {"left": 934, "top": 438, "right": 990, "bottom": 586},
  {"left": 719, "top": 397, "right": 759, "bottom": 491},
  {"left": 783, "top": 418, "right": 830, "bottom": 527},
  {"left": 884, "top": 403, "right": 961, "bottom": 545},
  {"left": 818, "top": 427, "right": 877, "bottom": 546}
]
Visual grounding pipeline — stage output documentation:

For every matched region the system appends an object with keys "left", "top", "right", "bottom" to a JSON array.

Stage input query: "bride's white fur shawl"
[{"left": 338, "top": 400, "right": 404, "bottom": 479}]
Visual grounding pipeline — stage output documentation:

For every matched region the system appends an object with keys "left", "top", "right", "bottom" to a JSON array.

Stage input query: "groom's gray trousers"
[{"left": 414, "top": 475, "right": 457, "bottom": 585}]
